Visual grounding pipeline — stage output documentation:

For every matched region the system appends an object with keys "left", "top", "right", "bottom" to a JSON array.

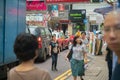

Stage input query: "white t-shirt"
[
  {"left": 82, "top": 38, "right": 89, "bottom": 45},
  {"left": 71, "top": 44, "right": 87, "bottom": 60}
]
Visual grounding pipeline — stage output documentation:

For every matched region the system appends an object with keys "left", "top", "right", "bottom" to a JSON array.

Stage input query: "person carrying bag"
[{"left": 66, "top": 36, "right": 87, "bottom": 80}]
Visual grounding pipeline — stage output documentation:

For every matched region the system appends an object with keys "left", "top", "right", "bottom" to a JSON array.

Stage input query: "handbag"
[
  {"left": 53, "top": 46, "right": 58, "bottom": 53},
  {"left": 67, "top": 46, "right": 73, "bottom": 61}
]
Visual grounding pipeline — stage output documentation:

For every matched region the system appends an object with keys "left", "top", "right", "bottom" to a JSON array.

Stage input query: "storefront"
[
  {"left": 69, "top": 9, "right": 86, "bottom": 34},
  {"left": 26, "top": 1, "right": 50, "bottom": 27}
]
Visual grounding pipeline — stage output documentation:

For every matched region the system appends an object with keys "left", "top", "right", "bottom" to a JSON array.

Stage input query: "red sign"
[
  {"left": 59, "top": 20, "right": 71, "bottom": 23},
  {"left": 46, "top": 0, "right": 89, "bottom": 3},
  {"left": 26, "top": 1, "right": 47, "bottom": 10},
  {"left": 58, "top": 4, "right": 65, "bottom": 11}
]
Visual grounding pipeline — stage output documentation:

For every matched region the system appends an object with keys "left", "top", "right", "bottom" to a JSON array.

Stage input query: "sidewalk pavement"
[
  {"left": 57, "top": 53, "right": 108, "bottom": 80},
  {"left": 66, "top": 53, "right": 108, "bottom": 80}
]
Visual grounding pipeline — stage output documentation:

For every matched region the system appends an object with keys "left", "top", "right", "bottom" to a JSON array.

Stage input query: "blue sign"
[
  {"left": 84, "top": 19, "right": 88, "bottom": 24},
  {"left": 93, "top": 29, "right": 96, "bottom": 35},
  {"left": 52, "top": 5, "right": 58, "bottom": 10}
]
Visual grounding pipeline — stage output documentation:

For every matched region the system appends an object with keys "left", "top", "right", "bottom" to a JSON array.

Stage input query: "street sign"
[{"left": 69, "top": 10, "right": 86, "bottom": 22}]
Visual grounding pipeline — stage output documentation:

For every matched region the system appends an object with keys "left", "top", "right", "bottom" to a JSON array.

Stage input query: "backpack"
[
  {"left": 52, "top": 43, "right": 58, "bottom": 53},
  {"left": 53, "top": 46, "right": 58, "bottom": 53}
]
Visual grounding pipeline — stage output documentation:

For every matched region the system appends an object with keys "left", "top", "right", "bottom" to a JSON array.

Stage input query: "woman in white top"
[{"left": 67, "top": 36, "right": 87, "bottom": 80}]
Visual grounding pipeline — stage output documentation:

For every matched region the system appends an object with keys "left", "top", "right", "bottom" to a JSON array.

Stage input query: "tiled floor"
[{"left": 66, "top": 53, "right": 108, "bottom": 80}]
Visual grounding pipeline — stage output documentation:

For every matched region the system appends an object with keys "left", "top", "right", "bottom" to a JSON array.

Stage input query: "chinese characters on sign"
[{"left": 26, "top": 1, "right": 47, "bottom": 10}]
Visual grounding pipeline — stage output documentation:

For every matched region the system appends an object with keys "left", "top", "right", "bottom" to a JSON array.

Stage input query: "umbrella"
[{"left": 94, "top": 6, "right": 113, "bottom": 15}]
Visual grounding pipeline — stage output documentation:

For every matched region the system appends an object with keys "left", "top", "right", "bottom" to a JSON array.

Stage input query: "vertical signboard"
[
  {"left": 58, "top": 4, "right": 65, "bottom": 11},
  {"left": 51, "top": 5, "right": 58, "bottom": 17}
]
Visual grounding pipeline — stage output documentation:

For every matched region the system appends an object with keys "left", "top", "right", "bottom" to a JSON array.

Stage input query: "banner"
[{"left": 26, "top": 1, "right": 47, "bottom": 10}]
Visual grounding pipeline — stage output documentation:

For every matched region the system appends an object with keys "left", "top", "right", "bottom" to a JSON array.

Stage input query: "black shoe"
[
  {"left": 51, "top": 68, "right": 53, "bottom": 71},
  {"left": 55, "top": 68, "right": 58, "bottom": 71},
  {"left": 51, "top": 66, "right": 54, "bottom": 71}
]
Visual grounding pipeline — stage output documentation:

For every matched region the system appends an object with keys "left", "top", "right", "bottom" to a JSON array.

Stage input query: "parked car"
[{"left": 26, "top": 26, "right": 52, "bottom": 61}]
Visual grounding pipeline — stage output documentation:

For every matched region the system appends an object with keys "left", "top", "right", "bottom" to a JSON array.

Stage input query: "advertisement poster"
[
  {"left": 58, "top": 4, "right": 65, "bottom": 11},
  {"left": 51, "top": 5, "right": 58, "bottom": 17}
]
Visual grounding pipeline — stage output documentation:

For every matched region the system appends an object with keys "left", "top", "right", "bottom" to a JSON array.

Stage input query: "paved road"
[
  {"left": 35, "top": 50, "right": 107, "bottom": 80},
  {"left": 35, "top": 50, "right": 70, "bottom": 80}
]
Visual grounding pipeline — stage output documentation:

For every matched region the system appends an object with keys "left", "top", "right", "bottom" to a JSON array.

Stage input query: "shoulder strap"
[
  {"left": 70, "top": 45, "right": 73, "bottom": 51},
  {"left": 72, "top": 45, "right": 73, "bottom": 49}
]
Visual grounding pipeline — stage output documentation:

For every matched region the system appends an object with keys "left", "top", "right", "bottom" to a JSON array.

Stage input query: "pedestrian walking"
[
  {"left": 105, "top": 46, "right": 113, "bottom": 80},
  {"left": 66, "top": 36, "right": 87, "bottom": 80},
  {"left": 81, "top": 32, "right": 89, "bottom": 45},
  {"left": 104, "top": 9, "right": 120, "bottom": 80},
  {"left": 49, "top": 35, "right": 60, "bottom": 71},
  {"left": 8, "top": 33, "right": 52, "bottom": 80}
]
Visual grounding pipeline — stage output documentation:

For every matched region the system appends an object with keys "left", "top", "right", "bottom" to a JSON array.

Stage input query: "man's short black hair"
[{"left": 14, "top": 33, "right": 38, "bottom": 62}]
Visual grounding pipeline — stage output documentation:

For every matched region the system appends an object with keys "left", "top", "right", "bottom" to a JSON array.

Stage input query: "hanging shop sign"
[
  {"left": 58, "top": 4, "right": 65, "bottom": 11},
  {"left": 51, "top": 5, "right": 59, "bottom": 17},
  {"left": 59, "top": 11, "right": 68, "bottom": 19},
  {"left": 69, "top": 10, "right": 86, "bottom": 22},
  {"left": 46, "top": 0, "right": 90, "bottom": 3},
  {"left": 26, "top": 1, "right": 47, "bottom": 10}
]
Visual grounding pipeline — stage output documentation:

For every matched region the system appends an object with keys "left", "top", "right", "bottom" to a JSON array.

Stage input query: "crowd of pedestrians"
[{"left": 7, "top": 8, "right": 120, "bottom": 80}]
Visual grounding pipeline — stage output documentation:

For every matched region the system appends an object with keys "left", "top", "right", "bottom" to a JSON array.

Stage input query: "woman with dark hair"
[
  {"left": 8, "top": 33, "right": 51, "bottom": 80},
  {"left": 49, "top": 35, "right": 60, "bottom": 71},
  {"left": 66, "top": 36, "right": 87, "bottom": 80}
]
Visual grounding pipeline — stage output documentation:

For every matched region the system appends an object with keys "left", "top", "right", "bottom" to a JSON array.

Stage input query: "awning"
[{"left": 94, "top": 6, "right": 113, "bottom": 15}]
